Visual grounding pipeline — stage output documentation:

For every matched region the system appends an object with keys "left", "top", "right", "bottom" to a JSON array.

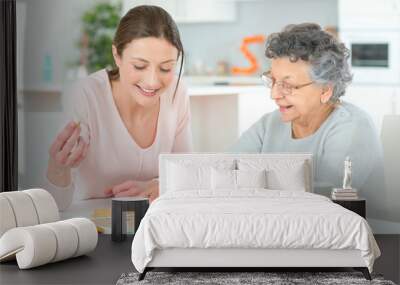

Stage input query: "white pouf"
[
  {"left": 0, "top": 218, "right": 98, "bottom": 269},
  {"left": 24, "top": 188, "right": 59, "bottom": 223},
  {"left": 0, "top": 189, "right": 98, "bottom": 269},
  {"left": 1, "top": 191, "right": 39, "bottom": 227},
  {"left": 0, "top": 196, "right": 17, "bottom": 237}
]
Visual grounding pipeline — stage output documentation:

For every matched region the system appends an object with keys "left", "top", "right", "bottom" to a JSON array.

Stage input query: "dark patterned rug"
[{"left": 116, "top": 271, "right": 396, "bottom": 285}]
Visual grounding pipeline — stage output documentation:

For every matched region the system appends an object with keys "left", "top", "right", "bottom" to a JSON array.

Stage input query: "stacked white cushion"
[
  {"left": 1, "top": 191, "right": 39, "bottom": 227},
  {"left": 42, "top": 221, "right": 79, "bottom": 262},
  {"left": 0, "top": 189, "right": 98, "bottom": 269},
  {"left": 63, "top": 218, "right": 98, "bottom": 257},
  {"left": 24, "top": 188, "right": 60, "bottom": 223},
  {"left": 0, "top": 189, "right": 59, "bottom": 236},
  {"left": 0, "top": 196, "right": 17, "bottom": 237},
  {"left": 0, "top": 226, "right": 57, "bottom": 268},
  {"left": 0, "top": 218, "right": 97, "bottom": 269}
]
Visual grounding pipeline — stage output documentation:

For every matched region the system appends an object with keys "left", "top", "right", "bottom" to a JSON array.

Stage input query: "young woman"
[{"left": 46, "top": 5, "right": 192, "bottom": 210}]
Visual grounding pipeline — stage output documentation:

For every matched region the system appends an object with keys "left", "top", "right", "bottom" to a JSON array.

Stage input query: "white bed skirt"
[{"left": 148, "top": 248, "right": 366, "bottom": 268}]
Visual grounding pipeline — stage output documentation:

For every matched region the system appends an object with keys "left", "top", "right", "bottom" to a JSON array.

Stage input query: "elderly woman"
[{"left": 231, "top": 23, "right": 385, "bottom": 214}]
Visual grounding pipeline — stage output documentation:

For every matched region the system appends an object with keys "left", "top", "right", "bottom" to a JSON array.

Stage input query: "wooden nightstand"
[{"left": 332, "top": 198, "right": 366, "bottom": 218}]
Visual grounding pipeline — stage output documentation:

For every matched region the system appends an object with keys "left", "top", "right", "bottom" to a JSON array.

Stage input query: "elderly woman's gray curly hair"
[{"left": 265, "top": 23, "right": 353, "bottom": 103}]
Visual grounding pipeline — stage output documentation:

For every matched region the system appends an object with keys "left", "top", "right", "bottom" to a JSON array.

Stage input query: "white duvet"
[{"left": 131, "top": 190, "right": 380, "bottom": 273}]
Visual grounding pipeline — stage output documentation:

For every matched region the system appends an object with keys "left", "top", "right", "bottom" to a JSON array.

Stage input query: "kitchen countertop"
[
  {"left": 187, "top": 85, "right": 266, "bottom": 96},
  {"left": 184, "top": 75, "right": 267, "bottom": 96},
  {"left": 184, "top": 75, "right": 262, "bottom": 85}
]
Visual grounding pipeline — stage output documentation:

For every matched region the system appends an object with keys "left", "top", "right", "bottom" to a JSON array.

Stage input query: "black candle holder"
[{"left": 111, "top": 197, "right": 149, "bottom": 242}]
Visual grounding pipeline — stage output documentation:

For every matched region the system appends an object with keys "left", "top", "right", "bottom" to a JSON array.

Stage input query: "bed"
[{"left": 131, "top": 153, "right": 380, "bottom": 281}]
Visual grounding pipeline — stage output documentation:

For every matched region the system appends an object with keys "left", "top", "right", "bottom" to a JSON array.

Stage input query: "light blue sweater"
[{"left": 230, "top": 101, "right": 385, "bottom": 216}]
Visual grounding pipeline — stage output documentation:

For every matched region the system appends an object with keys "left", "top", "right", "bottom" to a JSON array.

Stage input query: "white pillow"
[
  {"left": 167, "top": 162, "right": 211, "bottom": 191},
  {"left": 237, "top": 169, "right": 267, "bottom": 189},
  {"left": 267, "top": 168, "right": 306, "bottom": 191},
  {"left": 166, "top": 159, "right": 236, "bottom": 192},
  {"left": 211, "top": 168, "right": 236, "bottom": 190},
  {"left": 238, "top": 159, "right": 308, "bottom": 191},
  {"left": 211, "top": 169, "right": 267, "bottom": 190},
  {"left": 266, "top": 164, "right": 306, "bottom": 191}
]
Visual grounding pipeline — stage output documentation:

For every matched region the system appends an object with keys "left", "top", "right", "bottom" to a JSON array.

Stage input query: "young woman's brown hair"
[{"left": 108, "top": 5, "right": 184, "bottom": 98}]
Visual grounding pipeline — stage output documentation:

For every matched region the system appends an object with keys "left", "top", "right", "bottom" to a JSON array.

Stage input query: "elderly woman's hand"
[{"left": 104, "top": 179, "right": 159, "bottom": 203}]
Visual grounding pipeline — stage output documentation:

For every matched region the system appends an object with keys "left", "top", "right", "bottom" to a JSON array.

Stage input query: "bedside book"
[{"left": 331, "top": 188, "right": 358, "bottom": 200}]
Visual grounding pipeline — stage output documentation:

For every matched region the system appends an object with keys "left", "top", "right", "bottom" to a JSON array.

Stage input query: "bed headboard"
[{"left": 159, "top": 153, "right": 314, "bottom": 195}]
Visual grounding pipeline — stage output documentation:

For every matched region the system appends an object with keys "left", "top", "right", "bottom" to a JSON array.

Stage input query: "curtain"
[{"left": 0, "top": 0, "right": 18, "bottom": 192}]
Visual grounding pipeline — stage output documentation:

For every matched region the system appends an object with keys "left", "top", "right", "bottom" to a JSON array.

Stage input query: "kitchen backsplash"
[{"left": 179, "top": 0, "right": 338, "bottom": 76}]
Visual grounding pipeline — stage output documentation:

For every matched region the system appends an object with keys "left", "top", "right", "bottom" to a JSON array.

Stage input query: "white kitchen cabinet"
[
  {"left": 188, "top": 86, "right": 273, "bottom": 152},
  {"left": 237, "top": 89, "right": 275, "bottom": 136},
  {"left": 344, "top": 85, "right": 400, "bottom": 134},
  {"left": 122, "top": 0, "right": 236, "bottom": 23},
  {"left": 189, "top": 83, "right": 400, "bottom": 152},
  {"left": 190, "top": 94, "right": 238, "bottom": 152},
  {"left": 339, "top": 0, "right": 400, "bottom": 29}
]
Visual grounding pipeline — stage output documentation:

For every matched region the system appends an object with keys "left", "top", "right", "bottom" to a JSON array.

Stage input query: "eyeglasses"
[{"left": 261, "top": 71, "right": 314, "bottom": 97}]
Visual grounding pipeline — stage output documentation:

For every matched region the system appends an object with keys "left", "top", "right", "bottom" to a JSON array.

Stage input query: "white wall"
[
  {"left": 17, "top": 0, "right": 101, "bottom": 188},
  {"left": 17, "top": 0, "right": 338, "bottom": 188},
  {"left": 16, "top": 0, "right": 400, "bottom": 233},
  {"left": 179, "top": 0, "right": 338, "bottom": 73}
]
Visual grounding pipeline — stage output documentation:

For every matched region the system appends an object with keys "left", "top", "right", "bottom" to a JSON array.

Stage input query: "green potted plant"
[{"left": 80, "top": 2, "right": 121, "bottom": 73}]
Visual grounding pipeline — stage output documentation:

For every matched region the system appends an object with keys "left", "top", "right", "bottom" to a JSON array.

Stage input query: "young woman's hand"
[
  {"left": 49, "top": 121, "right": 89, "bottom": 170},
  {"left": 104, "top": 180, "right": 159, "bottom": 203},
  {"left": 47, "top": 121, "right": 89, "bottom": 187}
]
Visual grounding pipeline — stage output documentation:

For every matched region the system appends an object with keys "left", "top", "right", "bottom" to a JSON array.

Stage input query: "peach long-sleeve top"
[{"left": 46, "top": 69, "right": 193, "bottom": 210}]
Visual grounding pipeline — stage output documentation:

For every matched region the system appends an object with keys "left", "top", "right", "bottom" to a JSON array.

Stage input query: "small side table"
[
  {"left": 112, "top": 197, "right": 149, "bottom": 242},
  {"left": 332, "top": 198, "right": 366, "bottom": 218}
]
